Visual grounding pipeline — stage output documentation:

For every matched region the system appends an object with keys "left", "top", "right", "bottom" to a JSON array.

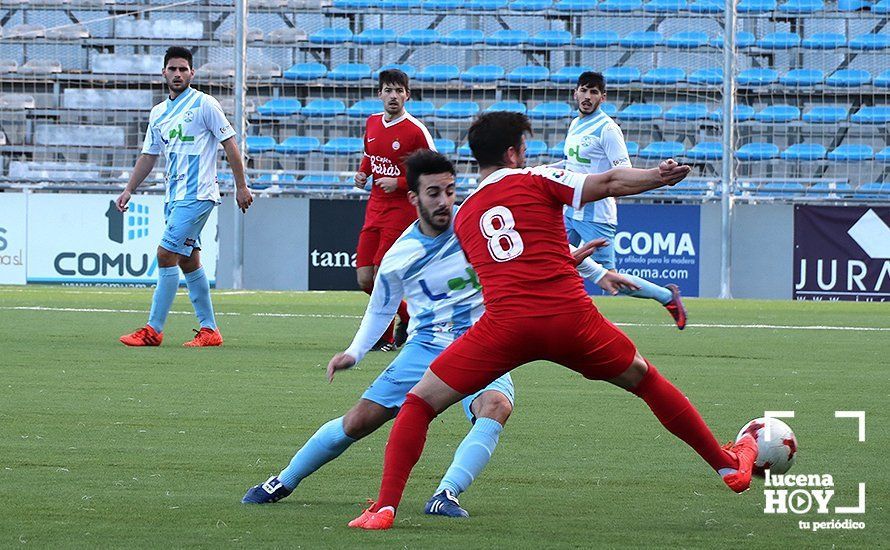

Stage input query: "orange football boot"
[
  {"left": 348, "top": 504, "right": 395, "bottom": 530},
  {"left": 722, "top": 434, "right": 759, "bottom": 493},
  {"left": 120, "top": 325, "right": 163, "bottom": 347},
  {"left": 183, "top": 327, "right": 223, "bottom": 347},
  {"left": 664, "top": 284, "right": 687, "bottom": 330}
]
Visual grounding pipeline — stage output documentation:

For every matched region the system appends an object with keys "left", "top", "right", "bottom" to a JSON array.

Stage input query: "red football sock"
[
  {"left": 373, "top": 393, "right": 437, "bottom": 512},
  {"left": 630, "top": 362, "right": 737, "bottom": 472},
  {"left": 397, "top": 300, "right": 410, "bottom": 325}
]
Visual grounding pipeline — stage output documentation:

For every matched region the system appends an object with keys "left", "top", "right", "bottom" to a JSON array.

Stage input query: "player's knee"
[
  {"left": 622, "top": 354, "right": 650, "bottom": 391},
  {"left": 342, "top": 402, "right": 394, "bottom": 439},
  {"left": 156, "top": 247, "right": 179, "bottom": 267},
  {"left": 472, "top": 391, "right": 513, "bottom": 425}
]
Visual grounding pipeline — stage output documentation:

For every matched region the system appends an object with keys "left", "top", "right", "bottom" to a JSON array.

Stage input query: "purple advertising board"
[{"left": 794, "top": 206, "right": 890, "bottom": 301}]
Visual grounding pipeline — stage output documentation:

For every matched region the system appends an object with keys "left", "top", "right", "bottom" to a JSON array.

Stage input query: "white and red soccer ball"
[{"left": 736, "top": 417, "right": 798, "bottom": 476}]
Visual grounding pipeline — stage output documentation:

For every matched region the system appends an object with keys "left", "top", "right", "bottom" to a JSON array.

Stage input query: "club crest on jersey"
[
  {"left": 183, "top": 110, "right": 194, "bottom": 123},
  {"left": 392, "top": 140, "right": 401, "bottom": 151}
]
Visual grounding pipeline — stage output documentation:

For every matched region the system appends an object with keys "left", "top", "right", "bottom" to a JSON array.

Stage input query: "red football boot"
[{"left": 120, "top": 325, "right": 163, "bottom": 347}]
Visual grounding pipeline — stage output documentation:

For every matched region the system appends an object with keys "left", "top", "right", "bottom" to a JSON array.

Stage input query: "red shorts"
[
  {"left": 430, "top": 304, "right": 638, "bottom": 395},
  {"left": 356, "top": 225, "right": 407, "bottom": 268}
]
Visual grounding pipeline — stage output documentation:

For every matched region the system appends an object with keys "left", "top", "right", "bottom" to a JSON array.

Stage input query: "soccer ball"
[{"left": 735, "top": 417, "right": 798, "bottom": 476}]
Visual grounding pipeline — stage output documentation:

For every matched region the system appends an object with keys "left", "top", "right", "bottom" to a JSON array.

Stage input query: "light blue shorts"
[
  {"left": 564, "top": 217, "right": 618, "bottom": 270},
  {"left": 362, "top": 339, "right": 515, "bottom": 423},
  {"left": 160, "top": 199, "right": 216, "bottom": 257}
]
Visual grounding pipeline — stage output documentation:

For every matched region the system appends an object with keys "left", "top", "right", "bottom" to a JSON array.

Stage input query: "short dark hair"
[
  {"left": 378, "top": 69, "right": 409, "bottom": 92},
  {"left": 164, "top": 46, "right": 193, "bottom": 69},
  {"left": 467, "top": 111, "right": 533, "bottom": 169},
  {"left": 405, "top": 149, "right": 455, "bottom": 194},
  {"left": 576, "top": 71, "right": 606, "bottom": 94}
]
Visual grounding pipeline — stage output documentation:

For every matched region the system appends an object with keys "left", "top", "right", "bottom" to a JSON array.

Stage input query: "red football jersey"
[
  {"left": 453, "top": 166, "right": 591, "bottom": 318},
  {"left": 359, "top": 111, "right": 436, "bottom": 230}
]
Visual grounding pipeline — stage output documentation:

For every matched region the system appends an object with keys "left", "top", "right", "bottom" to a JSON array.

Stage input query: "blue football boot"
[
  {"left": 241, "top": 475, "right": 293, "bottom": 504},
  {"left": 423, "top": 490, "right": 469, "bottom": 518}
]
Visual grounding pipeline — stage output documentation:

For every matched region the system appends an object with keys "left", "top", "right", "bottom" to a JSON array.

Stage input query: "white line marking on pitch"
[{"left": 2, "top": 306, "right": 889, "bottom": 332}]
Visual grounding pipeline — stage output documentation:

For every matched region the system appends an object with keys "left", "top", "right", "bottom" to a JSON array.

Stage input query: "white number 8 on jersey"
[{"left": 480, "top": 206, "right": 524, "bottom": 262}]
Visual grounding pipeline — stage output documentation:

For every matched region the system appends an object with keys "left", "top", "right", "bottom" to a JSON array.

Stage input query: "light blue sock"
[
  {"left": 620, "top": 275, "right": 674, "bottom": 305},
  {"left": 435, "top": 417, "right": 503, "bottom": 496},
  {"left": 278, "top": 417, "right": 356, "bottom": 490},
  {"left": 147, "top": 266, "right": 180, "bottom": 333},
  {"left": 184, "top": 267, "right": 217, "bottom": 330}
]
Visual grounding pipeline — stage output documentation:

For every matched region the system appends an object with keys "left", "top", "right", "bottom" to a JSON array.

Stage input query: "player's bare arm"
[
  {"left": 221, "top": 137, "right": 253, "bottom": 213},
  {"left": 580, "top": 159, "right": 691, "bottom": 204},
  {"left": 116, "top": 153, "right": 158, "bottom": 212}
]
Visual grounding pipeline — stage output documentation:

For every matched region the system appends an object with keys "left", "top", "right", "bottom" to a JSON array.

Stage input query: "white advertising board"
[{"left": 0, "top": 193, "right": 27, "bottom": 285}]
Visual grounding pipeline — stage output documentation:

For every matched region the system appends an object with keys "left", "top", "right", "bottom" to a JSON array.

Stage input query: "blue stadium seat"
[
  {"left": 827, "top": 69, "right": 871, "bottom": 87},
  {"left": 550, "top": 141, "right": 566, "bottom": 157},
  {"left": 810, "top": 182, "right": 853, "bottom": 196},
  {"left": 738, "top": 68, "right": 778, "bottom": 86},
  {"left": 551, "top": 66, "right": 593, "bottom": 84},
  {"left": 284, "top": 62, "right": 327, "bottom": 81},
  {"left": 644, "top": 0, "right": 687, "bottom": 11},
  {"left": 780, "top": 69, "right": 824, "bottom": 86},
  {"left": 874, "top": 70, "right": 890, "bottom": 88},
  {"left": 354, "top": 29, "right": 396, "bottom": 45},
  {"left": 257, "top": 98, "right": 301, "bottom": 117},
  {"left": 298, "top": 174, "right": 339, "bottom": 187},
  {"left": 333, "top": 0, "right": 376, "bottom": 7},
  {"left": 685, "top": 141, "right": 722, "bottom": 160},
  {"left": 599, "top": 0, "right": 642, "bottom": 10},
  {"left": 486, "top": 101, "right": 527, "bottom": 113},
  {"left": 802, "top": 33, "right": 846, "bottom": 49},
  {"left": 642, "top": 67, "right": 686, "bottom": 84},
  {"left": 710, "top": 32, "right": 755, "bottom": 49},
  {"left": 755, "top": 105, "right": 801, "bottom": 123},
  {"left": 875, "top": 0, "right": 890, "bottom": 11},
  {"left": 838, "top": 0, "right": 872, "bottom": 10},
  {"left": 781, "top": 143, "right": 827, "bottom": 161},
  {"left": 507, "top": 65, "right": 550, "bottom": 83},
  {"left": 576, "top": 31, "right": 619, "bottom": 47},
  {"left": 690, "top": 0, "right": 723, "bottom": 12},
  {"left": 461, "top": 65, "right": 505, "bottom": 83},
  {"left": 433, "top": 139, "right": 456, "bottom": 155},
  {"left": 309, "top": 28, "right": 353, "bottom": 44},
  {"left": 665, "top": 103, "right": 709, "bottom": 121},
  {"left": 851, "top": 106, "right": 890, "bottom": 124},
  {"left": 436, "top": 101, "right": 480, "bottom": 119},
  {"left": 529, "top": 102, "right": 573, "bottom": 119},
  {"left": 379, "top": 0, "right": 421, "bottom": 7},
  {"left": 255, "top": 174, "right": 297, "bottom": 188},
  {"left": 374, "top": 64, "right": 417, "bottom": 79},
  {"left": 875, "top": 147, "right": 890, "bottom": 162},
  {"left": 620, "top": 31, "right": 664, "bottom": 48},
  {"left": 737, "top": 0, "right": 776, "bottom": 12},
  {"left": 736, "top": 142, "right": 779, "bottom": 160},
  {"left": 441, "top": 29, "right": 484, "bottom": 45},
  {"left": 275, "top": 136, "right": 320, "bottom": 155},
  {"left": 758, "top": 32, "right": 801, "bottom": 50},
  {"left": 322, "top": 137, "right": 363, "bottom": 155},
  {"left": 639, "top": 141, "right": 685, "bottom": 159},
  {"left": 601, "top": 103, "right": 618, "bottom": 117},
  {"left": 397, "top": 29, "right": 440, "bottom": 45},
  {"left": 666, "top": 31, "right": 709, "bottom": 49},
  {"left": 857, "top": 183, "right": 890, "bottom": 199},
  {"left": 457, "top": 142, "right": 473, "bottom": 159},
  {"left": 619, "top": 104, "right": 663, "bottom": 121},
  {"left": 710, "top": 104, "right": 755, "bottom": 121},
  {"left": 802, "top": 106, "right": 847, "bottom": 123},
  {"left": 758, "top": 182, "right": 806, "bottom": 195},
  {"left": 688, "top": 67, "right": 723, "bottom": 85},
  {"left": 456, "top": 176, "right": 477, "bottom": 188},
  {"left": 246, "top": 135, "right": 276, "bottom": 154},
  {"left": 626, "top": 141, "right": 640, "bottom": 156},
  {"left": 466, "top": 0, "right": 508, "bottom": 8},
  {"left": 407, "top": 101, "right": 436, "bottom": 117},
  {"left": 485, "top": 29, "right": 530, "bottom": 46},
  {"left": 779, "top": 0, "right": 824, "bottom": 12},
  {"left": 347, "top": 99, "right": 383, "bottom": 118},
  {"left": 415, "top": 64, "right": 460, "bottom": 82},
  {"left": 510, "top": 0, "right": 553, "bottom": 10},
  {"left": 423, "top": 0, "right": 463, "bottom": 9},
  {"left": 526, "top": 139, "right": 549, "bottom": 157},
  {"left": 828, "top": 144, "right": 873, "bottom": 162},
  {"left": 554, "top": 0, "right": 594, "bottom": 10},
  {"left": 529, "top": 30, "right": 573, "bottom": 47},
  {"left": 302, "top": 99, "right": 346, "bottom": 117},
  {"left": 603, "top": 66, "right": 641, "bottom": 84},
  {"left": 849, "top": 34, "right": 890, "bottom": 50},
  {"left": 328, "top": 63, "right": 372, "bottom": 81}
]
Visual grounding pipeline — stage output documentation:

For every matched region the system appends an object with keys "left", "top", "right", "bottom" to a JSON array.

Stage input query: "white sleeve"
[
  {"left": 343, "top": 263, "right": 404, "bottom": 364},
  {"left": 140, "top": 118, "right": 161, "bottom": 156},
  {"left": 569, "top": 244, "right": 608, "bottom": 283},
  {"left": 601, "top": 124, "right": 632, "bottom": 168},
  {"left": 531, "top": 165, "right": 587, "bottom": 210},
  {"left": 203, "top": 96, "right": 237, "bottom": 143}
]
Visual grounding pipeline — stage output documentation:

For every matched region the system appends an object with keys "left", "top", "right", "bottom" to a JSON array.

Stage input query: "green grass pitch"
[{"left": 1, "top": 286, "right": 887, "bottom": 548}]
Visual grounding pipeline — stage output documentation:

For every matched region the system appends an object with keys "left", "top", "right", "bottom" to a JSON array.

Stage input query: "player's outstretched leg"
[
  {"left": 615, "top": 356, "right": 757, "bottom": 493},
  {"left": 182, "top": 266, "right": 223, "bottom": 347},
  {"left": 426, "top": 389, "right": 513, "bottom": 518},
  {"left": 618, "top": 277, "right": 687, "bottom": 330},
  {"left": 120, "top": 259, "right": 179, "bottom": 346}
]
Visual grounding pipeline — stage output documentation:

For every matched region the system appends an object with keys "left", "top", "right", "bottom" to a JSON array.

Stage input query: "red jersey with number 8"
[{"left": 453, "top": 166, "right": 592, "bottom": 318}]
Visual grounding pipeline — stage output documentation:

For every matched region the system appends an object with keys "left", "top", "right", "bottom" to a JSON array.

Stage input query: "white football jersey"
[
  {"left": 562, "top": 109, "right": 632, "bottom": 225},
  {"left": 141, "top": 87, "right": 236, "bottom": 203}
]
